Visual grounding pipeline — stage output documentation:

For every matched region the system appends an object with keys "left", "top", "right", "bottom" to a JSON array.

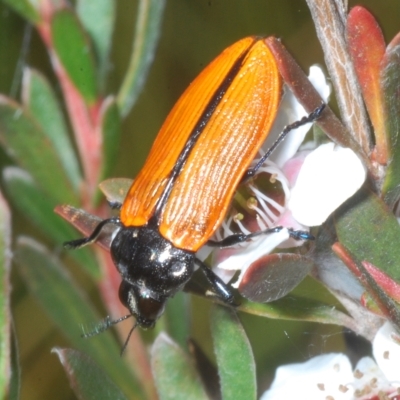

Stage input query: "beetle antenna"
[
  {"left": 120, "top": 321, "right": 139, "bottom": 356},
  {"left": 81, "top": 314, "right": 132, "bottom": 338}
]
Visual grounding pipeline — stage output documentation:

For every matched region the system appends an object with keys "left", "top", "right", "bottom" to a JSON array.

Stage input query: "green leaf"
[
  {"left": 53, "top": 348, "right": 128, "bottom": 400},
  {"left": 117, "top": 0, "right": 166, "bottom": 117},
  {"left": 22, "top": 68, "right": 82, "bottom": 191},
  {"left": 151, "top": 333, "right": 208, "bottom": 400},
  {"left": 2, "top": 0, "right": 40, "bottom": 23},
  {"left": 238, "top": 253, "right": 314, "bottom": 302},
  {"left": 99, "top": 178, "right": 132, "bottom": 205},
  {"left": 164, "top": 292, "right": 191, "bottom": 348},
  {"left": 3, "top": 167, "right": 99, "bottom": 278},
  {"left": 210, "top": 305, "right": 256, "bottom": 400},
  {"left": 51, "top": 9, "right": 97, "bottom": 104},
  {"left": 15, "top": 238, "right": 143, "bottom": 399},
  {"left": 335, "top": 188, "right": 400, "bottom": 283},
  {"left": 76, "top": 0, "right": 115, "bottom": 86},
  {"left": 96, "top": 97, "right": 121, "bottom": 204},
  {"left": 381, "top": 35, "right": 400, "bottom": 206},
  {"left": 0, "top": 193, "right": 11, "bottom": 397},
  {"left": 238, "top": 296, "right": 351, "bottom": 327},
  {"left": 0, "top": 96, "right": 77, "bottom": 204}
]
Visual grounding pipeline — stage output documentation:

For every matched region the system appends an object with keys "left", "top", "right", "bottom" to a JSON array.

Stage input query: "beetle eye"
[{"left": 118, "top": 281, "right": 166, "bottom": 328}]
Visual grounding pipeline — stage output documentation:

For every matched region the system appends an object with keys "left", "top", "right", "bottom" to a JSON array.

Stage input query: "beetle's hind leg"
[
  {"left": 194, "top": 258, "right": 237, "bottom": 306},
  {"left": 64, "top": 217, "right": 120, "bottom": 249},
  {"left": 207, "top": 226, "right": 313, "bottom": 249},
  {"left": 242, "top": 103, "right": 325, "bottom": 182}
]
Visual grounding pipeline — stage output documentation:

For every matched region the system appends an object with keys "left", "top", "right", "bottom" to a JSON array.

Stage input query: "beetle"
[{"left": 65, "top": 37, "right": 324, "bottom": 346}]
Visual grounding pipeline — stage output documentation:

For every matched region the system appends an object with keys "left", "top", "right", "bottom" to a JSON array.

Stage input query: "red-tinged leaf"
[
  {"left": 238, "top": 253, "right": 314, "bottom": 303},
  {"left": 99, "top": 178, "right": 132, "bottom": 205},
  {"left": 53, "top": 348, "right": 129, "bottom": 400},
  {"left": 332, "top": 242, "right": 400, "bottom": 330},
  {"left": 51, "top": 9, "right": 97, "bottom": 104},
  {"left": 55, "top": 204, "right": 116, "bottom": 251},
  {"left": 347, "top": 6, "right": 387, "bottom": 164},
  {"left": 0, "top": 193, "right": 11, "bottom": 397},
  {"left": 381, "top": 32, "right": 400, "bottom": 206},
  {"left": 335, "top": 188, "right": 400, "bottom": 284},
  {"left": 265, "top": 37, "right": 368, "bottom": 166},
  {"left": 363, "top": 261, "right": 400, "bottom": 303},
  {"left": 151, "top": 333, "right": 208, "bottom": 400},
  {"left": 304, "top": 0, "right": 372, "bottom": 158},
  {"left": 210, "top": 305, "right": 256, "bottom": 400}
]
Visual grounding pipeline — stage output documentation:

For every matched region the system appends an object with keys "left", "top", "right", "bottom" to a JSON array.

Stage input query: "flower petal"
[
  {"left": 352, "top": 356, "right": 395, "bottom": 398},
  {"left": 266, "top": 65, "right": 331, "bottom": 167},
  {"left": 215, "top": 229, "right": 290, "bottom": 288},
  {"left": 260, "top": 353, "right": 354, "bottom": 400},
  {"left": 373, "top": 321, "right": 400, "bottom": 382},
  {"left": 288, "top": 143, "right": 366, "bottom": 226}
]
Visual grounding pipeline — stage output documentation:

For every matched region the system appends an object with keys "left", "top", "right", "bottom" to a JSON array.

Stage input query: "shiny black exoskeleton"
[{"left": 111, "top": 226, "right": 195, "bottom": 328}]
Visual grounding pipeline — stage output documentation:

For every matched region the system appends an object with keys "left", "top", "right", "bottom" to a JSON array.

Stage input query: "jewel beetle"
[{"left": 65, "top": 36, "right": 324, "bottom": 345}]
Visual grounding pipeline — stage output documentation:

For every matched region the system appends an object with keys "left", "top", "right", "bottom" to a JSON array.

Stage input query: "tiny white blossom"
[{"left": 260, "top": 322, "right": 400, "bottom": 400}]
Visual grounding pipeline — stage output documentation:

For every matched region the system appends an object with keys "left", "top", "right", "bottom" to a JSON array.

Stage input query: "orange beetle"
[{"left": 66, "top": 37, "right": 323, "bottom": 339}]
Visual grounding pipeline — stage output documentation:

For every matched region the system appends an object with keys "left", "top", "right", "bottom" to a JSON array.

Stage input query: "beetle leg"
[
  {"left": 194, "top": 258, "right": 236, "bottom": 305},
  {"left": 64, "top": 217, "right": 120, "bottom": 249},
  {"left": 207, "top": 226, "right": 314, "bottom": 248},
  {"left": 242, "top": 103, "right": 325, "bottom": 181}
]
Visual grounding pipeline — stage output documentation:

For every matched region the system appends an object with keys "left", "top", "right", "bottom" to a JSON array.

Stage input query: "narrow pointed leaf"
[
  {"left": 22, "top": 68, "right": 82, "bottom": 190},
  {"left": 335, "top": 188, "right": 400, "bottom": 283},
  {"left": 238, "top": 297, "right": 354, "bottom": 328},
  {"left": 15, "top": 238, "right": 143, "bottom": 399},
  {"left": 332, "top": 243, "right": 400, "bottom": 329},
  {"left": 76, "top": 0, "right": 115, "bottom": 86},
  {"left": 55, "top": 204, "right": 117, "bottom": 251},
  {"left": 96, "top": 97, "right": 121, "bottom": 204},
  {"left": 0, "top": 193, "right": 11, "bottom": 397},
  {"left": 238, "top": 253, "right": 314, "bottom": 302},
  {"left": 347, "top": 6, "right": 387, "bottom": 164},
  {"left": 3, "top": 167, "right": 99, "bottom": 277},
  {"left": 117, "top": 0, "right": 166, "bottom": 117},
  {"left": 51, "top": 10, "right": 97, "bottom": 104},
  {"left": 151, "top": 333, "right": 208, "bottom": 400},
  {"left": 99, "top": 178, "right": 132, "bottom": 205},
  {"left": 53, "top": 348, "right": 129, "bottom": 400},
  {"left": 381, "top": 33, "right": 400, "bottom": 206},
  {"left": 2, "top": 0, "right": 39, "bottom": 23},
  {"left": 210, "top": 305, "right": 256, "bottom": 400},
  {"left": 0, "top": 96, "right": 77, "bottom": 204},
  {"left": 305, "top": 0, "right": 372, "bottom": 156}
]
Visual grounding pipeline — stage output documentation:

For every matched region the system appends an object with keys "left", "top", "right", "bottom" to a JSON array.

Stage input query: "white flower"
[
  {"left": 260, "top": 321, "right": 400, "bottom": 400},
  {"left": 212, "top": 66, "right": 366, "bottom": 288}
]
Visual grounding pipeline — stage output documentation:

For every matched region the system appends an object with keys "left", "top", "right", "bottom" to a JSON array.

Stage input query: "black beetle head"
[
  {"left": 111, "top": 226, "right": 195, "bottom": 327},
  {"left": 118, "top": 280, "right": 166, "bottom": 328}
]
